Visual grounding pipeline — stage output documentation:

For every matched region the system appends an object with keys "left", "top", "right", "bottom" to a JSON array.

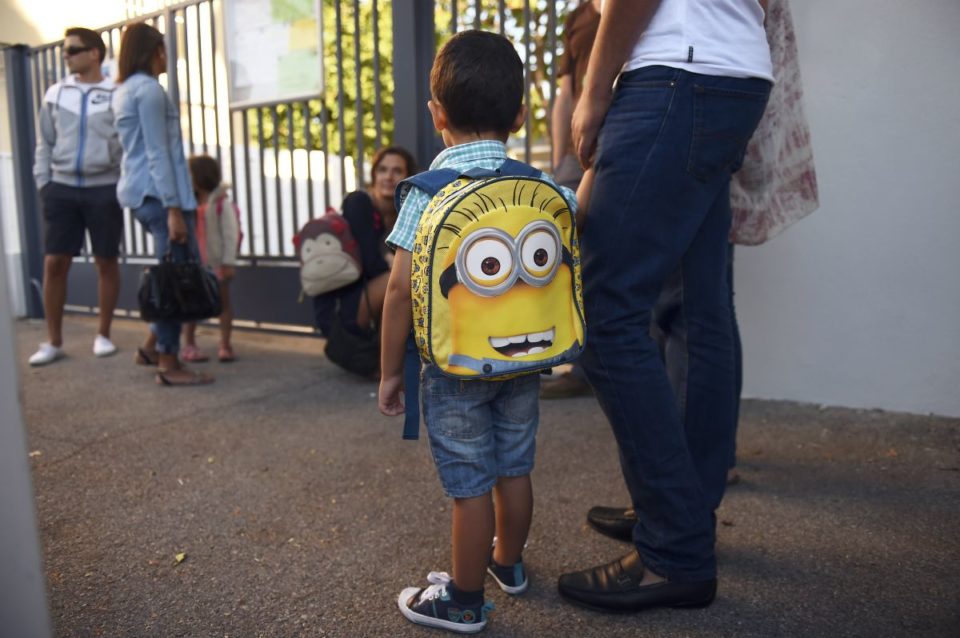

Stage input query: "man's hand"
[
  {"left": 218, "top": 265, "right": 235, "bottom": 281},
  {"left": 167, "top": 207, "right": 187, "bottom": 244},
  {"left": 571, "top": 87, "right": 613, "bottom": 170},
  {"left": 379, "top": 374, "right": 404, "bottom": 416}
]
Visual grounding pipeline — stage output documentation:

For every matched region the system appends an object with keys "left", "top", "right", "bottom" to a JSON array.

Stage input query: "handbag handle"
[{"left": 162, "top": 242, "right": 200, "bottom": 265}]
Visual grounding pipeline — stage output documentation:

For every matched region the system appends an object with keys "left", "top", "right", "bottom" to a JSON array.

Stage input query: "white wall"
[{"left": 736, "top": 0, "right": 960, "bottom": 417}]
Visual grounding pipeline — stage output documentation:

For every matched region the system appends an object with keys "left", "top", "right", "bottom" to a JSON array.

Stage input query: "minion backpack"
[{"left": 396, "top": 159, "right": 586, "bottom": 383}]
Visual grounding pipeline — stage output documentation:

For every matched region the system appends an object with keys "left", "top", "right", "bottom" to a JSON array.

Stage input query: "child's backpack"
[
  {"left": 397, "top": 159, "right": 585, "bottom": 380},
  {"left": 214, "top": 194, "right": 244, "bottom": 251},
  {"left": 293, "top": 210, "right": 362, "bottom": 296}
]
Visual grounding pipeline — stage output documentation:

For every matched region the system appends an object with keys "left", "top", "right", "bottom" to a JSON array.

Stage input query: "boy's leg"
[
  {"left": 94, "top": 256, "right": 120, "bottom": 339},
  {"left": 183, "top": 322, "right": 198, "bottom": 347},
  {"left": 218, "top": 279, "right": 234, "bottom": 348},
  {"left": 452, "top": 493, "right": 495, "bottom": 592},
  {"left": 42, "top": 255, "right": 73, "bottom": 347},
  {"left": 38, "top": 183, "right": 84, "bottom": 350},
  {"left": 492, "top": 475, "right": 532, "bottom": 567},
  {"left": 86, "top": 184, "right": 124, "bottom": 342}
]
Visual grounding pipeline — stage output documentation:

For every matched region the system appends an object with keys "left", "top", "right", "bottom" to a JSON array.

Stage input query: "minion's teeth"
[
  {"left": 490, "top": 337, "right": 510, "bottom": 348},
  {"left": 508, "top": 335, "right": 526, "bottom": 344},
  {"left": 527, "top": 346, "right": 546, "bottom": 355}
]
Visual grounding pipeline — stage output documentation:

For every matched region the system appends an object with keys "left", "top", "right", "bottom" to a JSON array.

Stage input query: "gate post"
[
  {"left": 163, "top": 7, "right": 180, "bottom": 108},
  {"left": 391, "top": 0, "right": 440, "bottom": 170},
  {"left": 4, "top": 44, "right": 44, "bottom": 319}
]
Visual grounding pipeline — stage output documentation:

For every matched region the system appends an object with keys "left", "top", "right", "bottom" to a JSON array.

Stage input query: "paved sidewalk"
[{"left": 14, "top": 316, "right": 960, "bottom": 637}]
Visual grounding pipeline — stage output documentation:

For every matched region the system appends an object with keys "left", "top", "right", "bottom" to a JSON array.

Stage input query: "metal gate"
[{"left": 5, "top": 0, "right": 578, "bottom": 331}]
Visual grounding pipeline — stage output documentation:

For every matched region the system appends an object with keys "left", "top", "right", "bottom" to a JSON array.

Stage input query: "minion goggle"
[{"left": 439, "top": 220, "right": 573, "bottom": 298}]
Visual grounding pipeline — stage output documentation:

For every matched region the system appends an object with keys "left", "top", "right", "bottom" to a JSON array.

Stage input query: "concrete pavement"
[{"left": 13, "top": 316, "right": 960, "bottom": 637}]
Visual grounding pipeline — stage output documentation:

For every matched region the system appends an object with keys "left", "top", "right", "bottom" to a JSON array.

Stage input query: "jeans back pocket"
[{"left": 687, "top": 83, "right": 770, "bottom": 184}]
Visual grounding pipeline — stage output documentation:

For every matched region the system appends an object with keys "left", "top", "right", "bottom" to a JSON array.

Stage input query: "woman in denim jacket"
[{"left": 115, "top": 22, "right": 213, "bottom": 385}]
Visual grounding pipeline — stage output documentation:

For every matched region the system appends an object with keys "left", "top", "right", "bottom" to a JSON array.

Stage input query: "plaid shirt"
[{"left": 386, "top": 140, "right": 577, "bottom": 251}]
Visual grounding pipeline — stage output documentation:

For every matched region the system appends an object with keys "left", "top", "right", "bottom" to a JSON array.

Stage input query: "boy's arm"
[{"left": 378, "top": 248, "right": 413, "bottom": 416}]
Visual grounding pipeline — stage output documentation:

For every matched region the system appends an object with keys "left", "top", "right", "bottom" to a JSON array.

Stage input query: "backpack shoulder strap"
[
  {"left": 460, "top": 158, "right": 542, "bottom": 180},
  {"left": 402, "top": 333, "right": 421, "bottom": 440},
  {"left": 395, "top": 169, "right": 462, "bottom": 212},
  {"left": 394, "top": 160, "right": 544, "bottom": 211}
]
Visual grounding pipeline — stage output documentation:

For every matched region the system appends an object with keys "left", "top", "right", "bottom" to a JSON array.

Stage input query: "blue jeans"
[
  {"left": 651, "top": 245, "right": 742, "bottom": 470},
  {"left": 133, "top": 197, "right": 199, "bottom": 355},
  {"left": 579, "top": 66, "right": 769, "bottom": 582},
  {"left": 421, "top": 365, "right": 540, "bottom": 499}
]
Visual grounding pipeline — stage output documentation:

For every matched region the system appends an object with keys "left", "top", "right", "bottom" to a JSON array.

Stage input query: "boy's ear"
[
  {"left": 510, "top": 105, "right": 527, "bottom": 134},
  {"left": 428, "top": 100, "right": 448, "bottom": 132}
]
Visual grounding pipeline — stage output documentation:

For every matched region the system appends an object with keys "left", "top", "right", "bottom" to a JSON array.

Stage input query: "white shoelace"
[{"left": 419, "top": 571, "right": 452, "bottom": 601}]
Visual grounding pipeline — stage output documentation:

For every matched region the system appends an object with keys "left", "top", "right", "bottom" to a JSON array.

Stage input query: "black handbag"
[
  {"left": 323, "top": 287, "right": 379, "bottom": 377},
  {"left": 138, "top": 255, "right": 222, "bottom": 322}
]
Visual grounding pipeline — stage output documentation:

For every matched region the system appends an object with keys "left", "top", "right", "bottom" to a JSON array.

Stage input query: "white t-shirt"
[{"left": 608, "top": 0, "right": 774, "bottom": 81}]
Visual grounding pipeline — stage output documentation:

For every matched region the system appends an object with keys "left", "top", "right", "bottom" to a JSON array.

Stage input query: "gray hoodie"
[{"left": 34, "top": 75, "right": 121, "bottom": 189}]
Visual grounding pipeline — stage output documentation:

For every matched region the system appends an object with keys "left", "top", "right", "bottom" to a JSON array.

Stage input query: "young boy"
[{"left": 379, "top": 30, "right": 577, "bottom": 634}]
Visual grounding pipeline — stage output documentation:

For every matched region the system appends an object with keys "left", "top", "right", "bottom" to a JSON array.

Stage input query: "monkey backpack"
[
  {"left": 293, "top": 210, "right": 362, "bottom": 296},
  {"left": 396, "top": 160, "right": 585, "bottom": 380}
]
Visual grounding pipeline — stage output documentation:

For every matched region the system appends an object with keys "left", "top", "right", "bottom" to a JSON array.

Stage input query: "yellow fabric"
[{"left": 411, "top": 177, "right": 585, "bottom": 379}]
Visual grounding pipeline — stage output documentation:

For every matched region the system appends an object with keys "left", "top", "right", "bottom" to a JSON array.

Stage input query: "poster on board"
[{"left": 225, "top": 0, "right": 321, "bottom": 106}]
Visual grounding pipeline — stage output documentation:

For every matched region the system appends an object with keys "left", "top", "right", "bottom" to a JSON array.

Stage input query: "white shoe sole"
[
  {"left": 486, "top": 567, "right": 529, "bottom": 595},
  {"left": 397, "top": 588, "right": 487, "bottom": 634},
  {"left": 94, "top": 346, "right": 118, "bottom": 357},
  {"left": 29, "top": 351, "right": 64, "bottom": 366}
]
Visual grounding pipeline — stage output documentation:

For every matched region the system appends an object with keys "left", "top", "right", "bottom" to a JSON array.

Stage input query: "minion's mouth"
[{"left": 489, "top": 328, "right": 555, "bottom": 358}]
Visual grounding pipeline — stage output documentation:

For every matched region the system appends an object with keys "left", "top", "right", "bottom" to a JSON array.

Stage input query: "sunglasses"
[{"left": 64, "top": 46, "right": 93, "bottom": 57}]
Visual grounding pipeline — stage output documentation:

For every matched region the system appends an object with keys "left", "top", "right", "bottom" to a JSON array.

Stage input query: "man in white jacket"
[{"left": 30, "top": 27, "right": 123, "bottom": 365}]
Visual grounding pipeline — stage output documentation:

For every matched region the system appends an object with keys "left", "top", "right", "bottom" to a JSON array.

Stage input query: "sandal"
[
  {"left": 155, "top": 368, "right": 214, "bottom": 386},
  {"left": 180, "top": 344, "right": 209, "bottom": 363},
  {"left": 134, "top": 347, "right": 159, "bottom": 366},
  {"left": 218, "top": 344, "right": 235, "bottom": 363}
]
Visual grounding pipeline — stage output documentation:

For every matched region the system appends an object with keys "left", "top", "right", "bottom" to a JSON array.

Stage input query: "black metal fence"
[{"left": 8, "top": 0, "right": 579, "bottom": 329}]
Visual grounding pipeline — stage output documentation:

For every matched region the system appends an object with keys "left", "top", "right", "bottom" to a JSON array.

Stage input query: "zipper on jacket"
[{"left": 75, "top": 89, "right": 89, "bottom": 187}]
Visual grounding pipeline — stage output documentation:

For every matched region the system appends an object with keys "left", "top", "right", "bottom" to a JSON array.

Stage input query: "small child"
[
  {"left": 183, "top": 155, "right": 240, "bottom": 362},
  {"left": 379, "top": 30, "right": 577, "bottom": 634}
]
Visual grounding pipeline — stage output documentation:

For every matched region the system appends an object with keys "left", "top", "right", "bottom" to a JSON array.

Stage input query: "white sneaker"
[
  {"left": 93, "top": 335, "right": 118, "bottom": 358},
  {"left": 29, "top": 343, "right": 64, "bottom": 366}
]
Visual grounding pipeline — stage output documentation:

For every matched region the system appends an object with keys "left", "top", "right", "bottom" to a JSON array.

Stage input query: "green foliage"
[
  {"left": 248, "top": 0, "right": 393, "bottom": 163},
  {"left": 248, "top": 0, "right": 580, "bottom": 162}
]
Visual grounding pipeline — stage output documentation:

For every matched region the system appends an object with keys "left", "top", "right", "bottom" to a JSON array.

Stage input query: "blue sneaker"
[
  {"left": 487, "top": 556, "right": 528, "bottom": 595},
  {"left": 397, "top": 571, "right": 494, "bottom": 634}
]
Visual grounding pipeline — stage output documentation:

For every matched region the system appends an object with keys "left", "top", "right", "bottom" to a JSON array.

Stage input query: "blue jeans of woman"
[
  {"left": 651, "top": 244, "right": 742, "bottom": 470},
  {"left": 579, "top": 66, "right": 769, "bottom": 583},
  {"left": 133, "top": 197, "right": 199, "bottom": 355}
]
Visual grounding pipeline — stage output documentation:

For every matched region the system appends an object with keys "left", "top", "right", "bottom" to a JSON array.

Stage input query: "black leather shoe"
[
  {"left": 586, "top": 506, "right": 637, "bottom": 542},
  {"left": 557, "top": 550, "right": 716, "bottom": 613}
]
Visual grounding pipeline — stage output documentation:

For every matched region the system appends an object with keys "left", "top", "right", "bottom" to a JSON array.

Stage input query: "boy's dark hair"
[
  {"left": 370, "top": 145, "right": 418, "bottom": 184},
  {"left": 188, "top": 155, "right": 222, "bottom": 193},
  {"left": 117, "top": 22, "right": 165, "bottom": 83},
  {"left": 64, "top": 27, "right": 106, "bottom": 64},
  {"left": 430, "top": 30, "right": 524, "bottom": 136}
]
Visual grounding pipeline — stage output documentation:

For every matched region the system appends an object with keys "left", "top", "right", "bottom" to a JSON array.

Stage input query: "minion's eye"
[
  {"left": 465, "top": 238, "right": 513, "bottom": 287},
  {"left": 520, "top": 229, "right": 559, "bottom": 278},
  {"left": 481, "top": 257, "right": 500, "bottom": 276}
]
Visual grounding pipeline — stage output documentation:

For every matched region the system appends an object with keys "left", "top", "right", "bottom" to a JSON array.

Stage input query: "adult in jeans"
[
  {"left": 585, "top": 0, "right": 820, "bottom": 542},
  {"left": 114, "top": 22, "right": 212, "bottom": 386},
  {"left": 556, "top": 0, "right": 771, "bottom": 613},
  {"left": 29, "top": 27, "right": 123, "bottom": 366},
  {"left": 540, "top": 0, "right": 600, "bottom": 399}
]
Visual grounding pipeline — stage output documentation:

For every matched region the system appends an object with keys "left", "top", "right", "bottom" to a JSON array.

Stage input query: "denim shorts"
[{"left": 421, "top": 365, "right": 540, "bottom": 499}]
